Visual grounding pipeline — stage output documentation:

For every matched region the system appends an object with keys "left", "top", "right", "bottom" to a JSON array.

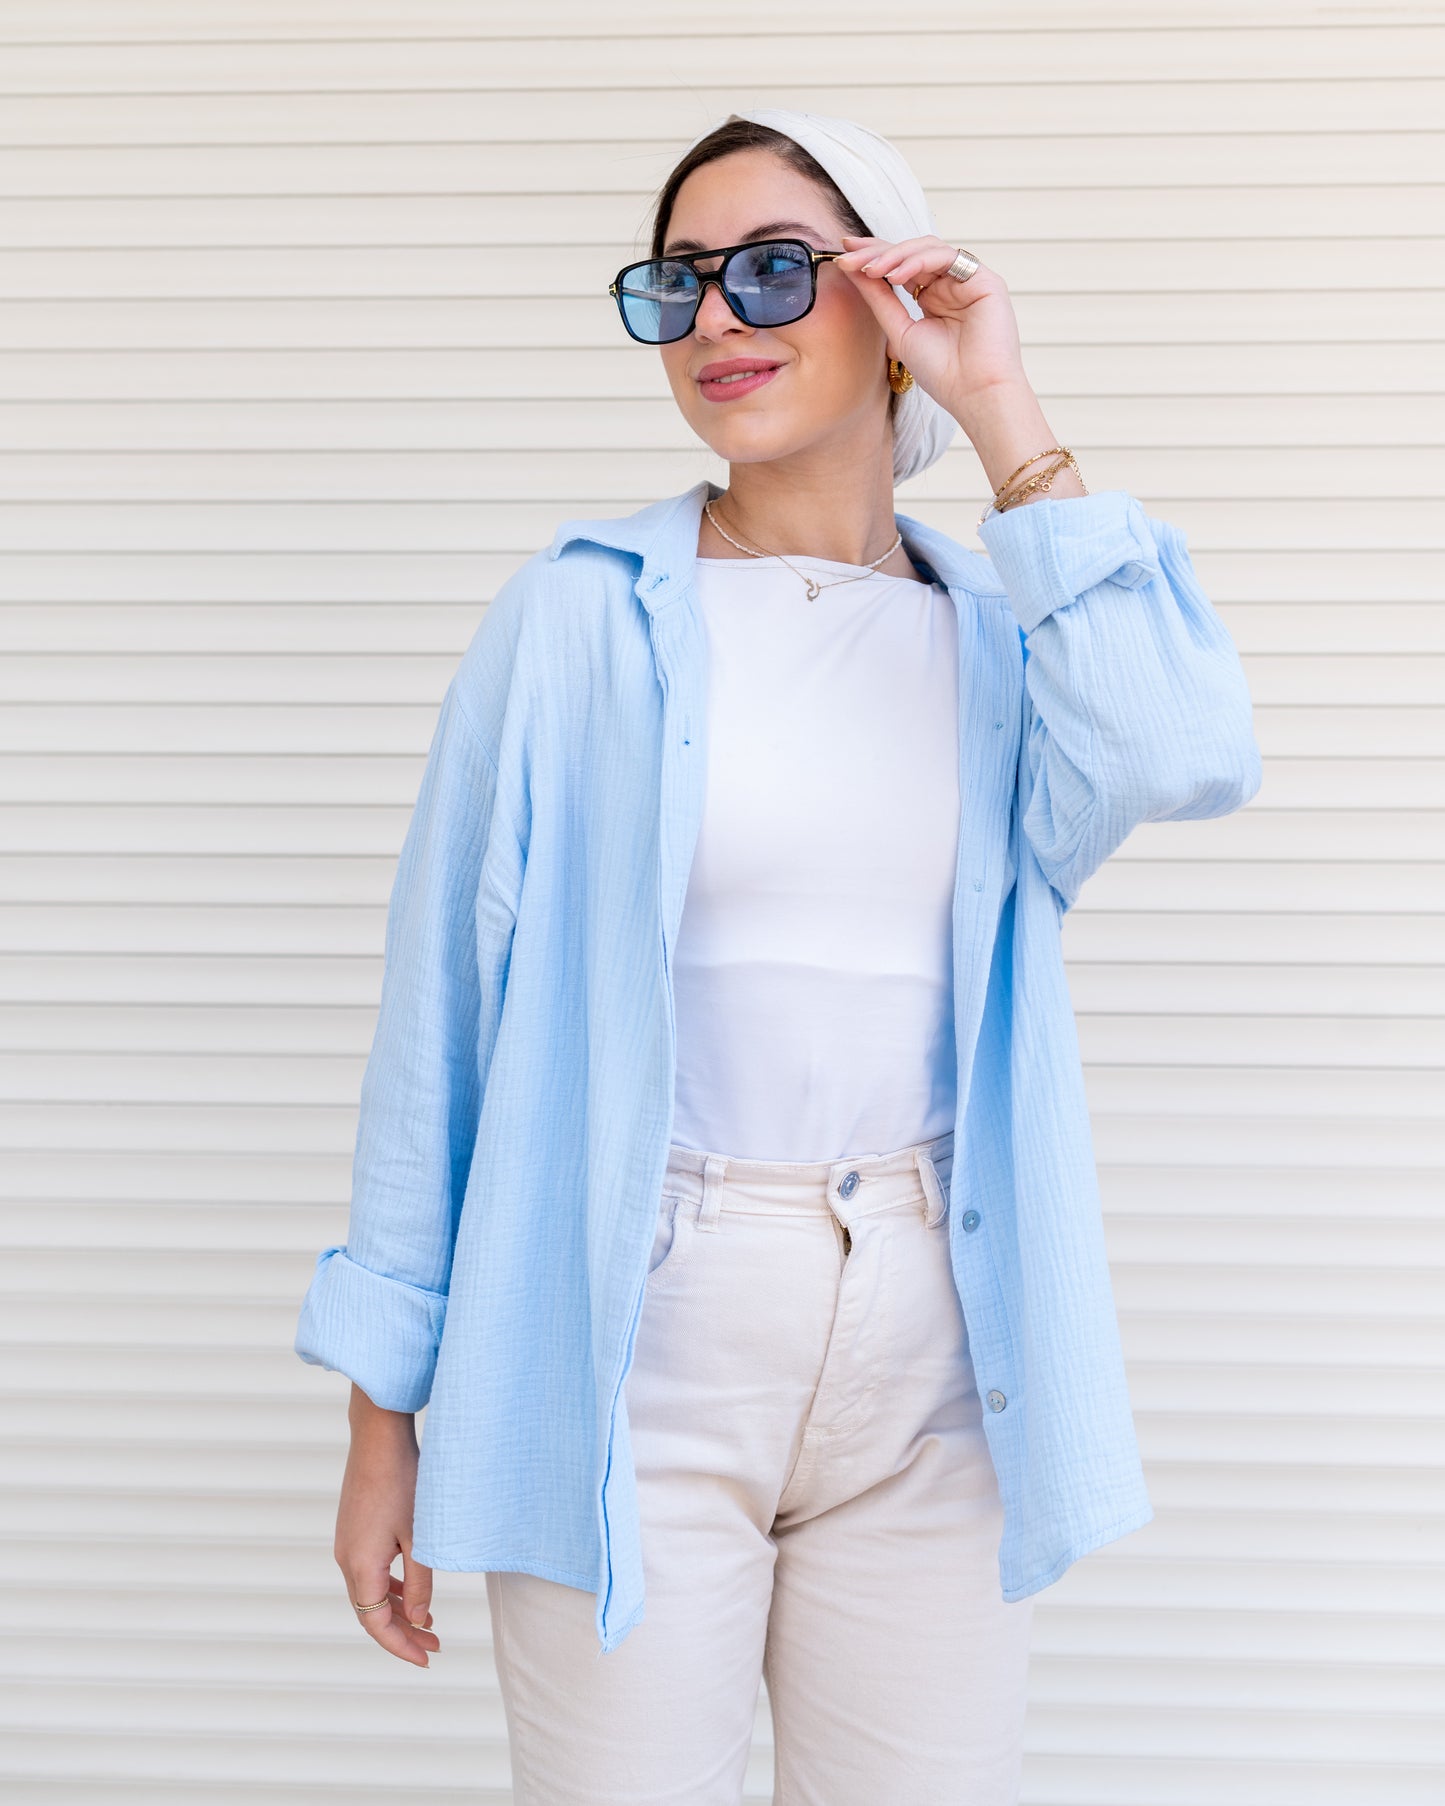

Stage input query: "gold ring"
[{"left": 354, "top": 1597, "right": 390, "bottom": 1613}]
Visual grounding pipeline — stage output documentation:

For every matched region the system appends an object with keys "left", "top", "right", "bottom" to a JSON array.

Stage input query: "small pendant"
[{"left": 804, "top": 576, "right": 820, "bottom": 601}]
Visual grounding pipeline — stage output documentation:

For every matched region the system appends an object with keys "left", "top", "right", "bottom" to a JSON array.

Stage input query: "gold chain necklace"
[{"left": 703, "top": 498, "right": 903, "bottom": 602}]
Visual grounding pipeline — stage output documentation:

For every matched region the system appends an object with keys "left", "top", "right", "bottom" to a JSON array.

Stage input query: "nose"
[{"left": 692, "top": 274, "right": 749, "bottom": 338}]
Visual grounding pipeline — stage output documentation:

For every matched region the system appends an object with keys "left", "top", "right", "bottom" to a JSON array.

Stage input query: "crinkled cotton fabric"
[
  {"left": 294, "top": 483, "right": 1264, "bottom": 1654},
  {"left": 683, "top": 107, "right": 960, "bottom": 484}
]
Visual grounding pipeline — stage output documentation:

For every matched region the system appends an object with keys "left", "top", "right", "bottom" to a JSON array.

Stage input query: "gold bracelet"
[
  {"left": 994, "top": 447, "right": 1069, "bottom": 498},
  {"left": 980, "top": 448, "right": 1087, "bottom": 525},
  {"left": 981, "top": 446, "right": 1071, "bottom": 524},
  {"left": 999, "top": 452, "right": 1077, "bottom": 510}
]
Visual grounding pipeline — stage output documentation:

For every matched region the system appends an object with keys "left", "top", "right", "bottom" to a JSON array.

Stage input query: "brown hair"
[{"left": 647, "top": 119, "right": 900, "bottom": 423}]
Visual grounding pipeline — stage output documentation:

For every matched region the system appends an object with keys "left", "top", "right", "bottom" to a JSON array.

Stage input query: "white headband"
[{"left": 678, "top": 107, "right": 959, "bottom": 486}]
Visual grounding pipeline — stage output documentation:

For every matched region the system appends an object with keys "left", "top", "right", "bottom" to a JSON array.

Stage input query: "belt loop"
[
  {"left": 915, "top": 1148, "right": 948, "bottom": 1228},
  {"left": 699, "top": 1153, "right": 726, "bottom": 1232}
]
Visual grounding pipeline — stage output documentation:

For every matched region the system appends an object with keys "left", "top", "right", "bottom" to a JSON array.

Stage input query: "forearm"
[
  {"left": 349, "top": 1381, "right": 417, "bottom": 1449},
  {"left": 950, "top": 380, "right": 1089, "bottom": 507},
  {"left": 977, "top": 482, "right": 1262, "bottom": 905}
]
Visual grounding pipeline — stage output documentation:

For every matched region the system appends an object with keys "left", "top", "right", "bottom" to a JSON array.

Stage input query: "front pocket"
[{"left": 644, "top": 1191, "right": 693, "bottom": 1290}]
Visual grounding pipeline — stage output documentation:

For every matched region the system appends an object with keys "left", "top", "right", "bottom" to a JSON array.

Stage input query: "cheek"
[
  {"left": 659, "top": 346, "right": 696, "bottom": 403},
  {"left": 804, "top": 286, "right": 883, "bottom": 385}
]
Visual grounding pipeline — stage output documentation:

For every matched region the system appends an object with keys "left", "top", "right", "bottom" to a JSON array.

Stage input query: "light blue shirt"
[{"left": 294, "top": 479, "right": 1263, "bottom": 1653}]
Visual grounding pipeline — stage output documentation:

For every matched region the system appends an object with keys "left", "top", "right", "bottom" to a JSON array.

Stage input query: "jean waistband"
[{"left": 662, "top": 1128, "right": 953, "bottom": 1228}]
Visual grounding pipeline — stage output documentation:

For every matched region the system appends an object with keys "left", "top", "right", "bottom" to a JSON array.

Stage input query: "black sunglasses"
[{"left": 609, "top": 237, "right": 844, "bottom": 346}]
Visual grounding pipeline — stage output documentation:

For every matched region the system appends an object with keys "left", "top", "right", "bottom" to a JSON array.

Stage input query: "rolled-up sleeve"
[
  {"left": 294, "top": 676, "right": 507, "bottom": 1412},
  {"left": 978, "top": 489, "right": 1263, "bottom": 910}
]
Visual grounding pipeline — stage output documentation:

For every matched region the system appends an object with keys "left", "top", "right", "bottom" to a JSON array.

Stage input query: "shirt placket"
[{"left": 943, "top": 589, "right": 1026, "bottom": 1455}]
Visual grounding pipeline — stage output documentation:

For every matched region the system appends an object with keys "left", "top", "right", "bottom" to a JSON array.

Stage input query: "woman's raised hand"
[{"left": 833, "top": 233, "right": 1029, "bottom": 421}]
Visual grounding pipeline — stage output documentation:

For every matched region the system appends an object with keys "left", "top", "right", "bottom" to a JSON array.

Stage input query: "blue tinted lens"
[
  {"left": 725, "top": 241, "right": 813, "bottom": 324},
  {"left": 619, "top": 260, "right": 699, "bottom": 343}
]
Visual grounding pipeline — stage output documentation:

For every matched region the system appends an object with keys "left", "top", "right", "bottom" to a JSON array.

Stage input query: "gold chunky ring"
[{"left": 354, "top": 1597, "right": 390, "bottom": 1613}]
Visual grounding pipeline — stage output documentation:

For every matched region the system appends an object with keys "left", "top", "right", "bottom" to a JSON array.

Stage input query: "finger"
[
  {"left": 839, "top": 233, "right": 946, "bottom": 280},
  {"left": 834, "top": 252, "right": 917, "bottom": 348},
  {"left": 837, "top": 235, "right": 952, "bottom": 320},
  {"left": 402, "top": 1549, "right": 435, "bottom": 1635},
  {"left": 347, "top": 1555, "right": 395, "bottom": 1621},
  {"left": 874, "top": 254, "right": 966, "bottom": 300},
  {"left": 839, "top": 232, "right": 937, "bottom": 260},
  {"left": 879, "top": 251, "right": 945, "bottom": 285},
  {"left": 389, "top": 1578, "right": 440, "bottom": 1651},
  {"left": 348, "top": 1560, "right": 431, "bottom": 1667},
  {"left": 386, "top": 1577, "right": 433, "bottom": 1628},
  {"left": 897, "top": 246, "right": 985, "bottom": 289}
]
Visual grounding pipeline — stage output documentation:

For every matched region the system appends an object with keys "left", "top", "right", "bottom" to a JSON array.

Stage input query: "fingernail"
[{"left": 410, "top": 1608, "right": 428, "bottom": 1627}]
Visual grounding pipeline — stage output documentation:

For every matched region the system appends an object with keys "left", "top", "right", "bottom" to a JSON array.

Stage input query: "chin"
[{"left": 691, "top": 417, "right": 811, "bottom": 466}]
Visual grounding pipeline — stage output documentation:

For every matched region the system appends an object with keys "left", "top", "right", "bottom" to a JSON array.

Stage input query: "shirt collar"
[{"left": 546, "top": 479, "right": 1007, "bottom": 611}]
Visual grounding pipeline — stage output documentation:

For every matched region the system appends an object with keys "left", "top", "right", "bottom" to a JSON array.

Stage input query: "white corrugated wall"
[{"left": 4, "top": 2, "right": 1442, "bottom": 1799}]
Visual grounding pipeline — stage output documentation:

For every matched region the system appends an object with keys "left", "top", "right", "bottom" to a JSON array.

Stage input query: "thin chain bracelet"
[
  {"left": 979, "top": 447, "right": 1087, "bottom": 526},
  {"left": 998, "top": 452, "right": 1083, "bottom": 511},
  {"left": 996, "top": 447, "right": 1069, "bottom": 495},
  {"left": 981, "top": 446, "right": 1068, "bottom": 523}
]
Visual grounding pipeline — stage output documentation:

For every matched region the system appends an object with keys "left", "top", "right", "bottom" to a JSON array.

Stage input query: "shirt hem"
[
  {"left": 597, "top": 1596, "right": 647, "bottom": 1654},
  {"left": 409, "top": 1544, "right": 598, "bottom": 1593},
  {"left": 1000, "top": 1499, "right": 1155, "bottom": 1603}
]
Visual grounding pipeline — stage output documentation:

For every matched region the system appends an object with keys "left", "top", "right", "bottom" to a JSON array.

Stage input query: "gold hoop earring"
[{"left": 887, "top": 358, "right": 914, "bottom": 395}]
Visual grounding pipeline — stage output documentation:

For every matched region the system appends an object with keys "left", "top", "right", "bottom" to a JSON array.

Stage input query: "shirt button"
[
  {"left": 987, "top": 1390, "right": 1007, "bottom": 1412},
  {"left": 838, "top": 1171, "right": 860, "bottom": 1199},
  {"left": 962, "top": 1209, "right": 980, "bottom": 1232}
]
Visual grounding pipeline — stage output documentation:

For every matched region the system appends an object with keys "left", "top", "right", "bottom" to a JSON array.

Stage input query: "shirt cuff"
[
  {"left": 977, "top": 489, "right": 1163, "bottom": 635},
  {"left": 293, "top": 1244, "right": 448, "bottom": 1414}
]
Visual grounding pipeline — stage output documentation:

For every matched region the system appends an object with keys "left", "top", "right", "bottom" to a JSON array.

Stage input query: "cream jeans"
[{"left": 486, "top": 1128, "right": 1034, "bottom": 1805}]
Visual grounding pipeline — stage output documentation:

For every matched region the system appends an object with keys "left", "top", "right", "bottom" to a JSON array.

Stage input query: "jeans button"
[{"left": 838, "top": 1171, "right": 860, "bottom": 1199}]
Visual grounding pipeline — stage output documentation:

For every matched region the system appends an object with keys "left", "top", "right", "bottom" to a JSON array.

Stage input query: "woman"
[{"left": 295, "top": 109, "right": 1262, "bottom": 1803}]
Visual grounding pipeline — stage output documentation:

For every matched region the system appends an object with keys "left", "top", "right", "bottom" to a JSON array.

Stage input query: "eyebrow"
[{"left": 662, "top": 219, "right": 832, "bottom": 256}]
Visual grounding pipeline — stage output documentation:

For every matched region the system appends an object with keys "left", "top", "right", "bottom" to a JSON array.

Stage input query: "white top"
[{"left": 669, "top": 551, "right": 962, "bottom": 1163}]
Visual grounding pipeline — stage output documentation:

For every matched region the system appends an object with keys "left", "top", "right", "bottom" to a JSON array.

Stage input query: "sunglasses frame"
[{"left": 608, "top": 237, "right": 845, "bottom": 345}]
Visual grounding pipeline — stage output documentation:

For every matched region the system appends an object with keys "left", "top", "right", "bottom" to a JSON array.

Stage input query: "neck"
[{"left": 700, "top": 439, "right": 922, "bottom": 581}]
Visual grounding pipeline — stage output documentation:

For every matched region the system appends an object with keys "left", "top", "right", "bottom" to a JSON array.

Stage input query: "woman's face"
[{"left": 655, "top": 148, "right": 891, "bottom": 468}]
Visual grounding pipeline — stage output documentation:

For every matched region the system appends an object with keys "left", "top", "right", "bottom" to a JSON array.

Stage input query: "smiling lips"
[{"left": 696, "top": 358, "right": 783, "bottom": 403}]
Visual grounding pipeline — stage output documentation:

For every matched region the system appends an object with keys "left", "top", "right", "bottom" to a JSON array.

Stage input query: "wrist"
[
  {"left": 945, "top": 375, "right": 1035, "bottom": 435},
  {"left": 348, "top": 1422, "right": 419, "bottom": 1471},
  {"left": 348, "top": 1383, "right": 417, "bottom": 1438},
  {"left": 948, "top": 380, "right": 1088, "bottom": 509}
]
